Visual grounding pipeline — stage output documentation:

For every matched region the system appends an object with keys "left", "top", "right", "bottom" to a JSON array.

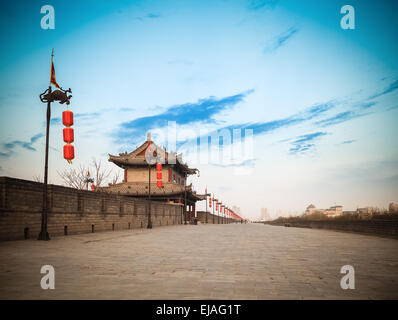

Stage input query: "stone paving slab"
[{"left": 0, "top": 223, "right": 397, "bottom": 299}]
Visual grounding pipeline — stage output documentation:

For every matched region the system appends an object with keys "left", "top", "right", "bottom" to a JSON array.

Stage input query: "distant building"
[
  {"left": 342, "top": 211, "right": 356, "bottom": 216},
  {"left": 325, "top": 205, "right": 343, "bottom": 217},
  {"left": 356, "top": 207, "right": 379, "bottom": 218},
  {"left": 260, "top": 208, "right": 269, "bottom": 221},
  {"left": 305, "top": 204, "right": 342, "bottom": 217}
]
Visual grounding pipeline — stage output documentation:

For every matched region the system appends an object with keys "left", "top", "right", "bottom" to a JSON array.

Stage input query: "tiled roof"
[{"left": 109, "top": 140, "right": 198, "bottom": 174}]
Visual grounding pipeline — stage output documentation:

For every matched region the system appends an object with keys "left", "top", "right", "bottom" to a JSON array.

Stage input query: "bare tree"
[
  {"left": 91, "top": 158, "right": 111, "bottom": 187},
  {"left": 110, "top": 170, "right": 121, "bottom": 185},
  {"left": 33, "top": 175, "right": 42, "bottom": 183},
  {"left": 58, "top": 165, "right": 88, "bottom": 190},
  {"left": 32, "top": 175, "right": 54, "bottom": 184},
  {"left": 57, "top": 158, "right": 116, "bottom": 190}
]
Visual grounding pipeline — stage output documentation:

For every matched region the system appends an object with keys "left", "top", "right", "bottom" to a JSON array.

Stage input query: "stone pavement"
[{"left": 0, "top": 223, "right": 397, "bottom": 299}]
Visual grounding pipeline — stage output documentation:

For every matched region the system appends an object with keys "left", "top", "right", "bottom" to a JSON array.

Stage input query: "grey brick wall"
[
  {"left": 0, "top": 177, "right": 184, "bottom": 241},
  {"left": 267, "top": 219, "right": 398, "bottom": 238},
  {"left": 196, "top": 211, "right": 235, "bottom": 224}
]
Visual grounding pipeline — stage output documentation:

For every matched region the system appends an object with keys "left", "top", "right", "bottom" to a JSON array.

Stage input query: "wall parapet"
[
  {"left": 266, "top": 219, "right": 398, "bottom": 238},
  {"left": 0, "top": 176, "right": 183, "bottom": 241}
]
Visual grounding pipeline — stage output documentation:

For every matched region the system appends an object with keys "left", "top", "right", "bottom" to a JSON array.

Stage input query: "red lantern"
[
  {"left": 209, "top": 197, "right": 212, "bottom": 208},
  {"left": 62, "top": 110, "right": 73, "bottom": 127},
  {"left": 156, "top": 162, "right": 162, "bottom": 188},
  {"left": 91, "top": 184, "right": 95, "bottom": 191},
  {"left": 62, "top": 109, "right": 74, "bottom": 163},
  {"left": 63, "top": 144, "right": 74, "bottom": 162},
  {"left": 63, "top": 127, "right": 74, "bottom": 143}
]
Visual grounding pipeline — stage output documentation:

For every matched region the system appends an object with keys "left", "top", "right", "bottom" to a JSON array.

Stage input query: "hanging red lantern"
[
  {"left": 62, "top": 110, "right": 73, "bottom": 127},
  {"left": 63, "top": 144, "right": 74, "bottom": 162},
  {"left": 62, "top": 109, "right": 74, "bottom": 164},
  {"left": 63, "top": 127, "right": 74, "bottom": 143},
  {"left": 209, "top": 197, "right": 212, "bottom": 208},
  {"left": 91, "top": 184, "right": 95, "bottom": 191},
  {"left": 156, "top": 162, "right": 162, "bottom": 188}
]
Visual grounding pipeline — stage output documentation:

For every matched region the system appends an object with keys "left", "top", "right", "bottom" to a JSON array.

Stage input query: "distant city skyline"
[{"left": 1, "top": 0, "right": 398, "bottom": 219}]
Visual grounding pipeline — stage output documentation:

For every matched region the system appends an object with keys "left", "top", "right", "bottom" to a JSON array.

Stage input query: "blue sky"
[{"left": 1, "top": 0, "right": 398, "bottom": 218}]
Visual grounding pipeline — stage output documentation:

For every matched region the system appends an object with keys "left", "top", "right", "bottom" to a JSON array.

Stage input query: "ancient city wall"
[
  {"left": 266, "top": 219, "right": 398, "bottom": 238},
  {"left": 196, "top": 211, "right": 235, "bottom": 224},
  {"left": 0, "top": 177, "right": 184, "bottom": 241}
]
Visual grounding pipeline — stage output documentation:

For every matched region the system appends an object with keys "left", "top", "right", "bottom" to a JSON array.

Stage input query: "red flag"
[{"left": 50, "top": 50, "right": 60, "bottom": 88}]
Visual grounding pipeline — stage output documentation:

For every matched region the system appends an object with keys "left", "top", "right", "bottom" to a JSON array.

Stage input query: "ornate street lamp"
[
  {"left": 212, "top": 197, "right": 215, "bottom": 224},
  {"left": 146, "top": 133, "right": 153, "bottom": 229},
  {"left": 205, "top": 187, "right": 208, "bottom": 224},
  {"left": 184, "top": 168, "right": 199, "bottom": 225},
  {"left": 147, "top": 161, "right": 152, "bottom": 229},
  {"left": 184, "top": 171, "right": 187, "bottom": 225},
  {"left": 38, "top": 51, "right": 72, "bottom": 240}
]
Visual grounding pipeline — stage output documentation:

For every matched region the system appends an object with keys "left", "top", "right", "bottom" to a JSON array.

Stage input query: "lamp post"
[
  {"left": 212, "top": 197, "right": 215, "bottom": 224},
  {"left": 145, "top": 133, "right": 153, "bottom": 229},
  {"left": 205, "top": 188, "right": 208, "bottom": 224},
  {"left": 184, "top": 171, "right": 187, "bottom": 224},
  {"left": 147, "top": 163, "right": 152, "bottom": 229},
  {"left": 218, "top": 202, "right": 220, "bottom": 224},
  {"left": 38, "top": 85, "right": 72, "bottom": 240},
  {"left": 183, "top": 168, "right": 200, "bottom": 225}
]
